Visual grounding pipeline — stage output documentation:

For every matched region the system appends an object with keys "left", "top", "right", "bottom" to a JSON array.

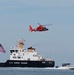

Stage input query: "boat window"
[
  {"left": 27, "top": 58, "right": 30, "bottom": 61},
  {"left": 22, "top": 50, "right": 24, "bottom": 52},
  {"left": 23, "top": 53, "right": 24, "bottom": 56},
  {"left": 18, "top": 57, "right": 21, "bottom": 59},
  {"left": 33, "top": 55, "right": 38, "bottom": 57},
  {"left": 13, "top": 54, "right": 16, "bottom": 55},
  {"left": 10, "top": 50, "right": 18, "bottom": 53},
  {"left": 15, "top": 50, "right": 18, "bottom": 53},
  {"left": 10, "top": 50, "right": 13, "bottom": 53},
  {"left": 13, "top": 56, "right": 16, "bottom": 58}
]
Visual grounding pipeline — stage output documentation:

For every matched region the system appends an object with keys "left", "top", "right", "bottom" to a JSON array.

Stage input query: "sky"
[{"left": 0, "top": 0, "right": 74, "bottom": 66}]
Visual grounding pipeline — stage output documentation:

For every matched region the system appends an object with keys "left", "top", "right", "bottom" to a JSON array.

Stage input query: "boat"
[
  {"left": 56, "top": 63, "right": 74, "bottom": 70},
  {"left": 0, "top": 39, "right": 55, "bottom": 67}
]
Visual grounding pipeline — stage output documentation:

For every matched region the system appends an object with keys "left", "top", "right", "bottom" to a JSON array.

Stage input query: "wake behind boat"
[{"left": 0, "top": 39, "right": 55, "bottom": 68}]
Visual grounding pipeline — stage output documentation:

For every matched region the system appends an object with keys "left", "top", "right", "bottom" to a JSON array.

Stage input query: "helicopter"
[{"left": 29, "top": 23, "right": 52, "bottom": 32}]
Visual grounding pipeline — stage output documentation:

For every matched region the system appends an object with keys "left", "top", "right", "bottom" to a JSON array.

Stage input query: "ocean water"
[{"left": 0, "top": 68, "right": 74, "bottom": 75}]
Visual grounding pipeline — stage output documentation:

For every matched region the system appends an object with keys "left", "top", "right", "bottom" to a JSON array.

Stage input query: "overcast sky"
[{"left": 0, "top": 0, "right": 74, "bottom": 66}]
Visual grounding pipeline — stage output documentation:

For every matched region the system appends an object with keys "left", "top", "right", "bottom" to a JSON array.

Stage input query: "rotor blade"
[
  {"left": 37, "top": 23, "right": 52, "bottom": 26},
  {"left": 37, "top": 23, "right": 41, "bottom": 25},
  {"left": 43, "top": 24, "right": 52, "bottom": 26}
]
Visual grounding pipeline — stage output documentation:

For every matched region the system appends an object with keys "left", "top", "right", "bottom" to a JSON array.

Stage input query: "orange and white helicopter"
[{"left": 29, "top": 23, "right": 52, "bottom": 32}]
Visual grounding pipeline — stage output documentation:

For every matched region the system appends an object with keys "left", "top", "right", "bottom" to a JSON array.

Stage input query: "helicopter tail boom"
[{"left": 29, "top": 26, "right": 36, "bottom": 32}]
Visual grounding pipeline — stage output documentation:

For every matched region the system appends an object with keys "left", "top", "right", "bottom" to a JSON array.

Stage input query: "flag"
[{"left": 0, "top": 44, "right": 6, "bottom": 53}]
